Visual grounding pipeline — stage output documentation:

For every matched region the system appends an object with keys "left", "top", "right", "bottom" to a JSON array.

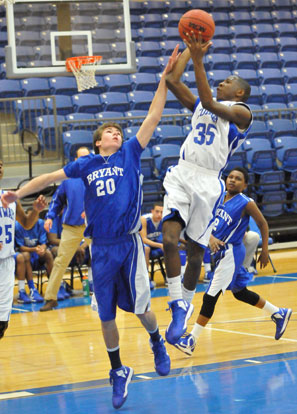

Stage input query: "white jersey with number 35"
[
  {"left": 0, "top": 191, "right": 16, "bottom": 259},
  {"left": 180, "top": 98, "right": 252, "bottom": 174}
]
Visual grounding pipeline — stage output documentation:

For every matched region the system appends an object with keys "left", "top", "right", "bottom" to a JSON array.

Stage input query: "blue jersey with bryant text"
[
  {"left": 212, "top": 192, "right": 253, "bottom": 245},
  {"left": 63, "top": 136, "right": 144, "bottom": 239},
  {"left": 144, "top": 213, "right": 162, "bottom": 242}
]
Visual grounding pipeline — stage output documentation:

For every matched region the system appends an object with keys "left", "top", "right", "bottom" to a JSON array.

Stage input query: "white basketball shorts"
[
  {"left": 163, "top": 159, "right": 225, "bottom": 247},
  {"left": 0, "top": 256, "right": 15, "bottom": 321}
]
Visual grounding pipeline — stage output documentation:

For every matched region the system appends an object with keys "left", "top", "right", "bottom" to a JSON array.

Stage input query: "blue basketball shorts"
[{"left": 91, "top": 233, "right": 151, "bottom": 322}]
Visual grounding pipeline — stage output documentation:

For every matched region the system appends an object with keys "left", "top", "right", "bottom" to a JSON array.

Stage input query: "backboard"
[{"left": 5, "top": 0, "right": 136, "bottom": 78}]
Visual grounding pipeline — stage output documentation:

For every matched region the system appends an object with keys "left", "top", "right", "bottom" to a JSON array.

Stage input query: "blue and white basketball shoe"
[
  {"left": 271, "top": 307, "right": 292, "bottom": 340},
  {"left": 109, "top": 366, "right": 133, "bottom": 409},
  {"left": 165, "top": 299, "right": 194, "bottom": 344},
  {"left": 174, "top": 333, "right": 196, "bottom": 356}
]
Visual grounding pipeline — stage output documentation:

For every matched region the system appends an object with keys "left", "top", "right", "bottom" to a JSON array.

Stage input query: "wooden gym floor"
[{"left": 0, "top": 248, "right": 296, "bottom": 413}]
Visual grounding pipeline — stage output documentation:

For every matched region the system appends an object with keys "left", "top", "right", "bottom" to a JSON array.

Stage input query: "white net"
[{"left": 66, "top": 56, "right": 102, "bottom": 92}]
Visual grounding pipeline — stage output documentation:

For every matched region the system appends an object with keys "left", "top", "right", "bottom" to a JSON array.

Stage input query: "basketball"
[{"left": 178, "top": 9, "right": 215, "bottom": 42}]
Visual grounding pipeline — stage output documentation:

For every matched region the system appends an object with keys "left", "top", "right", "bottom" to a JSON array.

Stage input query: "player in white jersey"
[
  {"left": 162, "top": 33, "right": 253, "bottom": 345},
  {"left": 174, "top": 167, "right": 292, "bottom": 356},
  {"left": 0, "top": 160, "right": 46, "bottom": 340}
]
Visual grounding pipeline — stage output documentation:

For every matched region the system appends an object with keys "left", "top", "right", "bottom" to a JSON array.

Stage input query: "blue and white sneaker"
[
  {"left": 57, "top": 286, "right": 65, "bottom": 301},
  {"left": 165, "top": 299, "right": 194, "bottom": 344},
  {"left": 59, "top": 283, "right": 70, "bottom": 299},
  {"left": 271, "top": 307, "right": 292, "bottom": 340},
  {"left": 29, "top": 288, "right": 44, "bottom": 303},
  {"left": 149, "top": 337, "right": 170, "bottom": 376},
  {"left": 17, "top": 289, "right": 31, "bottom": 304},
  {"left": 109, "top": 365, "right": 133, "bottom": 409},
  {"left": 174, "top": 333, "right": 196, "bottom": 356}
]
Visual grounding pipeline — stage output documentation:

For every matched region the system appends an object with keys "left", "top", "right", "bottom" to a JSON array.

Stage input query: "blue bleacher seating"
[
  {"left": 137, "top": 28, "right": 163, "bottom": 42},
  {"left": 15, "top": 31, "right": 40, "bottom": 47},
  {"left": 124, "top": 110, "right": 147, "bottom": 126},
  {"left": 252, "top": 23, "right": 276, "bottom": 38},
  {"left": 254, "top": 37, "right": 278, "bottom": 53},
  {"left": 233, "top": 69, "right": 259, "bottom": 86},
  {"left": 62, "top": 130, "right": 93, "bottom": 162},
  {"left": 268, "top": 118, "right": 297, "bottom": 138},
  {"left": 213, "top": 26, "right": 233, "bottom": 40},
  {"left": 72, "top": 93, "right": 102, "bottom": 113},
  {"left": 262, "top": 103, "right": 288, "bottom": 119},
  {"left": 141, "top": 147, "right": 156, "bottom": 180},
  {"left": 260, "top": 191, "right": 287, "bottom": 217},
  {"left": 274, "top": 136, "right": 297, "bottom": 171},
  {"left": 210, "top": 39, "right": 233, "bottom": 54},
  {"left": 253, "top": 0, "right": 273, "bottom": 11},
  {"left": 223, "top": 150, "right": 247, "bottom": 176},
  {"left": 141, "top": 13, "right": 166, "bottom": 28},
  {"left": 279, "top": 51, "right": 297, "bottom": 68},
  {"left": 0, "top": 79, "right": 23, "bottom": 98},
  {"left": 44, "top": 95, "right": 73, "bottom": 116},
  {"left": 247, "top": 85, "right": 264, "bottom": 105},
  {"left": 142, "top": 179, "right": 163, "bottom": 202},
  {"left": 167, "top": 1, "right": 189, "bottom": 14},
  {"left": 271, "top": 0, "right": 293, "bottom": 10},
  {"left": 128, "top": 91, "right": 154, "bottom": 111},
  {"left": 160, "top": 40, "right": 184, "bottom": 56},
  {"left": 255, "top": 52, "right": 282, "bottom": 68},
  {"left": 255, "top": 170, "right": 286, "bottom": 194},
  {"left": 36, "top": 114, "right": 65, "bottom": 151},
  {"left": 136, "top": 41, "right": 163, "bottom": 57},
  {"left": 277, "top": 37, "right": 297, "bottom": 52},
  {"left": 95, "top": 110, "right": 125, "bottom": 125},
  {"left": 282, "top": 68, "right": 297, "bottom": 84},
  {"left": 231, "top": 24, "right": 255, "bottom": 39},
  {"left": 49, "top": 77, "right": 77, "bottom": 96},
  {"left": 247, "top": 120, "right": 271, "bottom": 139},
  {"left": 161, "top": 27, "right": 181, "bottom": 41},
  {"left": 151, "top": 143, "right": 180, "bottom": 179},
  {"left": 251, "top": 11, "right": 273, "bottom": 24},
  {"left": 123, "top": 126, "right": 142, "bottom": 141},
  {"left": 146, "top": 1, "right": 169, "bottom": 14},
  {"left": 65, "top": 113, "right": 95, "bottom": 130},
  {"left": 104, "top": 74, "right": 132, "bottom": 93},
  {"left": 14, "top": 98, "right": 44, "bottom": 130},
  {"left": 207, "top": 53, "right": 233, "bottom": 71},
  {"left": 129, "top": 73, "right": 157, "bottom": 92},
  {"left": 274, "top": 23, "right": 296, "bottom": 37},
  {"left": 164, "top": 12, "right": 182, "bottom": 28},
  {"left": 286, "top": 84, "right": 297, "bottom": 102},
  {"left": 165, "top": 90, "right": 182, "bottom": 110},
  {"left": 230, "top": 38, "right": 255, "bottom": 53},
  {"left": 243, "top": 138, "right": 277, "bottom": 173},
  {"left": 154, "top": 125, "right": 184, "bottom": 145},
  {"left": 260, "top": 84, "right": 287, "bottom": 104},
  {"left": 21, "top": 78, "right": 50, "bottom": 97},
  {"left": 258, "top": 68, "right": 283, "bottom": 85},
  {"left": 230, "top": 11, "right": 251, "bottom": 25},
  {"left": 271, "top": 10, "right": 295, "bottom": 23},
  {"left": 212, "top": 0, "right": 231, "bottom": 13},
  {"left": 136, "top": 56, "right": 162, "bottom": 73},
  {"left": 232, "top": 52, "right": 258, "bottom": 70}
]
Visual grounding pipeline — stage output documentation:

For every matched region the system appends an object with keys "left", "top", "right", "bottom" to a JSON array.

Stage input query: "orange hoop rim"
[{"left": 65, "top": 55, "right": 102, "bottom": 72}]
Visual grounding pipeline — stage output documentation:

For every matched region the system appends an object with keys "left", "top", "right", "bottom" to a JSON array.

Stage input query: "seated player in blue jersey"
[
  {"left": 0, "top": 159, "right": 47, "bottom": 340},
  {"left": 15, "top": 211, "right": 54, "bottom": 303},
  {"left": 161, "top": 32, "right": 253, "bottom": 346},
  {"left": 1, "top": 45, "right": 181, "bottom": 410},
  {"left": 14, "top": 251, "right": 43, "bottom": 303},
  {"left": 174, "top": 167, "right": 292, "bottom": 356},
  {"left": 140, "top": 202, "right": 164, "bottom": 288}
]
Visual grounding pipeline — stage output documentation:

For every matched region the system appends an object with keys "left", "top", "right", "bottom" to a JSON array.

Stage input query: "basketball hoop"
[{"left": 65, "top": 56, "right": 102, "bottom": 92}]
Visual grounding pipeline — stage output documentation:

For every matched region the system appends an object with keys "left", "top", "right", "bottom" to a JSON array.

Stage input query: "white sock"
[
  {"left": 167, "top": 275, "right": 183, "bottom": 301},
  {"left": 88, "top": 267, "right": 93, "bottom": 282},
  {"left": 263, "top": 301, "right": 279, "bottom": 315},
  {"left": 182, "top": 284, "right": 195, "bottom": 304},
  {"left": 204, "top": 263, "right": 211, "bottom": 272},
  {"left": 18, "top": 280, "right": 25, "bottom": 291},
  {"left": 191, "top": 323, "right": 204, "bottom": 340}
]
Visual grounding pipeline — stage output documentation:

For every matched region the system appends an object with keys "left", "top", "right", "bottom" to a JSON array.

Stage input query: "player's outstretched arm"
[
  {"left": 136, "top": 45, "right": 180, "bottom": 149},
  {"left": 165, "top": 46, "right": 197, "bottom": 111},
  {"left": 245, "top": 201, "right": 269, "bottom": 268},
  {"left": 1, "top": 169, "right": 67, "bottom": 208},
  {"left": 16, "top": 195, "right": 47, "bottom": 230},
  {"left": 184, "top": 32, "right": 251, "bottom": 130}
]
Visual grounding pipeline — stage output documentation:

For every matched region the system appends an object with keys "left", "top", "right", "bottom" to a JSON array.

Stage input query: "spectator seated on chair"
[
  {"left": 15, "top": 211, "right": 54, "bottom": 303},
  {"left": 14, "top": 251, "right": 43, "bottom": 304},
  {"left": 140, "top": 201, "right": 164, "bottom": 289}
]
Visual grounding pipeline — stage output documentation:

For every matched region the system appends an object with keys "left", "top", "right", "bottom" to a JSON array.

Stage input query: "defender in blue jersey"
[
  {"left": 174, "top": 168, "right": 292, "bottom": 356},
  {"left": 162, "top": 33, "right": 253, "bottom": 346},
  {"left": 1, "top": 46, "right": 181, "bottom": 410}
]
